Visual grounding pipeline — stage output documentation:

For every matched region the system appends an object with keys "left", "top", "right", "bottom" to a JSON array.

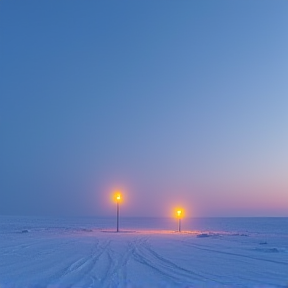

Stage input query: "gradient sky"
[{"left": 1, "top": 0, "right": 287, "bottom": 217}]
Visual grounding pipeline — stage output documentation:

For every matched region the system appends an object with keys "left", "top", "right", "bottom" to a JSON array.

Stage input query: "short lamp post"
[
  {"left": 115, "top": 193, "right": 121, "bottom": 232},
  {"left": 177, "top": 210, "right": 182, "bottom": 232}
]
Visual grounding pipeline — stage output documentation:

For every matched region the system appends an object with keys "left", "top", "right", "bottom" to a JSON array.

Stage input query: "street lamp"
[
  {"left": 114, "top": 192, "right": 122, "bottom": 232},
  {"left": 176, "top": 209, "right": 183, "bottom": 232}
]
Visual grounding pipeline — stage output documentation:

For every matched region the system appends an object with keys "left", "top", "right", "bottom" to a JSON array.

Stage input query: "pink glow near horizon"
[{"left": 87, "top": 179, "right": 288, "bottom": 218}]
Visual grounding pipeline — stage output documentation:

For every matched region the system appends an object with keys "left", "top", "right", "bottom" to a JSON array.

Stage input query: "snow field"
[{"left": 0, "top": 226, "right": 287, "bottom": 288}]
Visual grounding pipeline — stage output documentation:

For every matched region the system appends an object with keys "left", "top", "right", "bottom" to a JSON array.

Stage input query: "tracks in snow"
[
  {"left": 2, "top": 232, "right": 286, "bottom": 287},
  {"left": 54, "top": 235, "right": 219, "bottom": 287}
]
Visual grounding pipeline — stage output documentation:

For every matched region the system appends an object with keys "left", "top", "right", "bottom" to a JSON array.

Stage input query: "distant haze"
[{"left": 1, "top": 1, "right": 287, "bottom": 217}]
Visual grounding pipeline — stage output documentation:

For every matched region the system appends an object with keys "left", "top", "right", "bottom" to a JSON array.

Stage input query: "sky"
[{"left": 1, "top": 0, "right": 287, "bottom": 217}]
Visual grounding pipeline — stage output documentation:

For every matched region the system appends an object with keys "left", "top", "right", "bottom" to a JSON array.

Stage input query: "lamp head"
[
  {"left": 175, "top": 207, "right": 184, "bottom": 218},
  {"left": 114, "top": 191, "right": 122, "bottom": 203}
]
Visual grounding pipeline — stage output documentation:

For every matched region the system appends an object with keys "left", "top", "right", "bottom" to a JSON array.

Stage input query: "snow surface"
[{"left": 0, "top": 217, "right": 287, "bottom": 288}]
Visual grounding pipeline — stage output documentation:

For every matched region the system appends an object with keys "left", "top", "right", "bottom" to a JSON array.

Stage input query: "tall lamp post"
[
  {"left": 177, "top": 210, "right": 182, "bottom": 232},
  {"left": 115, "top": 193, "right": 121, "bottom": 232}
]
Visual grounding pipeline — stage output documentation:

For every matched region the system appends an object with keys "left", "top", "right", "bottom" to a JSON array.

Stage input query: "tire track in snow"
[
  {"left": 177, "top": 239, "right": 288, "bottom": 266},
  {"left": 99, "top": 237, "right": 144, "bottom": 287},
  {"left": 62, "top": 239, "right": 101, "bottom": 275},
  {"left": 55, "top": 239, "right": 111, "bottom": 287},
  {"left": 130, "top": 236, "right": 221, "bottom": 286},
  {"left": 59, "top": 237, "right": 138, "bottom": 287}
]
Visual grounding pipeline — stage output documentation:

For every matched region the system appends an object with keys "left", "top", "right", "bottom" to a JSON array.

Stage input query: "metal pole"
[
  {"left": 178, "top": 218, "right": 181, "bottom": 232},
  {"left": 116, "top": 201, "right": 119, "bottom": 232}
]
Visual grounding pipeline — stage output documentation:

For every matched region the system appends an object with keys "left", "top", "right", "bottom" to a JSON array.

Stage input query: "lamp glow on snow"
[
  {"left": 176, "top": 209, "right": 183, "bottom": 232},
  {"left": 114, "top": 192, "right": 122, "bottom": 232}
]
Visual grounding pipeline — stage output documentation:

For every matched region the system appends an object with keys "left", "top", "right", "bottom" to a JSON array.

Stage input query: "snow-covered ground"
[{"left": 0, "top": 217, "right": 287, "bottom": 288}]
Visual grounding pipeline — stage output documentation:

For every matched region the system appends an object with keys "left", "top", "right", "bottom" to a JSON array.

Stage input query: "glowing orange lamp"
[
  {"left": 114, "top": 192, "right": 122, "bottom": 232},
  {"left": 176, "top": 209, "right": 183, "bottom": 232}
]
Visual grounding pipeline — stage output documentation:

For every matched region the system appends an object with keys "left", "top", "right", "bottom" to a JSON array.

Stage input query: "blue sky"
[{"left": 1, "top": 0, "right": 287, "bottom": 217}]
